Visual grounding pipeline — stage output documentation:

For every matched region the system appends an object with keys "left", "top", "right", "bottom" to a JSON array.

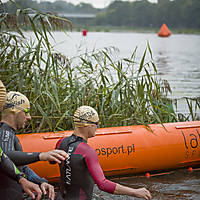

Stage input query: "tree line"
[
  {"left": 1, "top": 0, "right": 200, "bottom": 29},
  {"left": 1, "top": 0, "right": 100, "bottom": 14},
  {"left": 95, "top": 0, "right": 200, "bottom": 29}
]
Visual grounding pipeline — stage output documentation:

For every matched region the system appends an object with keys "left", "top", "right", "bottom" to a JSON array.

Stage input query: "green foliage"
[
  {"left": 94, "top": 0, "right": 200, "bottom": 29},
  {"left": 0, "top": 4, "right": 199, "bottom": 134},
  {"left": 1, "top": 0, "right": 100, "bottom": 14}
]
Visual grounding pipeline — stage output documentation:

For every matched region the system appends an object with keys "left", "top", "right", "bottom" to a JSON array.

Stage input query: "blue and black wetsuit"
[
  {"left": 0, "top": 122, "right": 48, "bottom": 200},
  {"left": 56, "top": 134, "right": 116, "bottom": 200}
]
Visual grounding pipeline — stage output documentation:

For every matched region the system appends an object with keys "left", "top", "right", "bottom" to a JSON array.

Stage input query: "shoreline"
[{"left": 73, "top": 25, "right": 200, "bottom": 35}]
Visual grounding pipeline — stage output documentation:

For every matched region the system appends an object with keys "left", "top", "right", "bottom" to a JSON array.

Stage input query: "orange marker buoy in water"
[
  {"left": 158, "top": 24, "right": 171, "bottom": 37},
  {"left": 82, "top": 29, "right": 88, "bottom": 36},
  {"left": 188, "top": 167, "right": 193, "bottom": 173}
]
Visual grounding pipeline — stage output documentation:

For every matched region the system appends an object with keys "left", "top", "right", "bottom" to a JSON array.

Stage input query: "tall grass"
[{"left": 0, "top": 5, "right": 199, "bottom": 133}]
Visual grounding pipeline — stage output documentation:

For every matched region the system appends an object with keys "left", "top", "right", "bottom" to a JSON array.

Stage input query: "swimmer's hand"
[
  {"left": 40, "top": 182, "right": 55, "bottom": 200},
  {"left": 19, "top": 177, "right": 42, "bottom": 200},
  {"left": 39, "top": 150, "right": 68, "bottom": 163},
  {"left": 131, "top": 188, "right": 152, "bottom": 200}
]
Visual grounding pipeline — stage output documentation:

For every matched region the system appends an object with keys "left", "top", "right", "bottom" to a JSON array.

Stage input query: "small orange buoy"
[
  {"left": 145, "top": 172, "right": 151, "bottom": 178},
  {"left": 188, "top": 167, "right": 193, "bottom": 173},
  {"left": 82, "top": 29, "right": 88, "bottom": 36},
  {"left": 158, "top": 24, "right": 171, "bottom": 37}
]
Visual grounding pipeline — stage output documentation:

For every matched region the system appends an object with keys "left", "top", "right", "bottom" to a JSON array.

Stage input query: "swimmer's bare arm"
[{"left": 114, "top": 184, "right": 152, "bottom": 200}]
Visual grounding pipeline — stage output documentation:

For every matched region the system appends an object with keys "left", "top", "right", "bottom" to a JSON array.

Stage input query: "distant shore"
[{"left": 73, "top": 25, "right": 200, "bottom": 35}]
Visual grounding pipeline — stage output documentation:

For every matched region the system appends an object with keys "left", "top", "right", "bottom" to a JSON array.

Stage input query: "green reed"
[{"left": 0, "top": 6, "right": 199, "bottom": 133}]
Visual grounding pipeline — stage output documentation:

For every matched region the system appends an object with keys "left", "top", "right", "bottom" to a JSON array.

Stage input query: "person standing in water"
[{"left": 55, "top": 105, "right": 152, "bottom": 200}]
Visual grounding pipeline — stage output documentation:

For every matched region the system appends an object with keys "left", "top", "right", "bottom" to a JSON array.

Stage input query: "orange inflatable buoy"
[
  {"left": 158, "top": 23, "right": 171, "bottom": 37},
  {"left": 145, "top": 172, "right": 151, "bottom": 178},
  {"left": 18, "top": 121, "right": 200, "bottom": 182}
]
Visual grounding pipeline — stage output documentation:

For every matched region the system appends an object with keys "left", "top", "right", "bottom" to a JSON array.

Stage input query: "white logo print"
[{"left": 65, "top": 146, "right": 74, "bottom": 185}]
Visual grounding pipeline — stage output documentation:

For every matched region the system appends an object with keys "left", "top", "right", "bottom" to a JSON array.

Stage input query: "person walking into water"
[{"left": 55, "top": 105, "right": 152, "bottom": 200}]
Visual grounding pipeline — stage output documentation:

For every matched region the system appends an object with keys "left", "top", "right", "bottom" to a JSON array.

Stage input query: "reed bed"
[{"left": 0, "top": 7, "right": 199, "bottom": 133}]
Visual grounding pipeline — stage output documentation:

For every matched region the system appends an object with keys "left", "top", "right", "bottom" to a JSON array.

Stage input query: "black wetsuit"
[
  {"left": 0, "top": 122, "right": 47, "bottom": 200},
  {"left": 56, "top": 134, "right": 116, "bottom": 200},
  {"left": 0, "top": 147, "right": 24, "bottom": 182}
]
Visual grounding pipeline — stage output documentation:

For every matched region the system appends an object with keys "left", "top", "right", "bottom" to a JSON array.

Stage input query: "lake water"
[
  {"left": 92, "top": 168, "right": 200, "bottom": 200},
  {"left": 51, "top": 31, "right": 200, "bottom": 115}
]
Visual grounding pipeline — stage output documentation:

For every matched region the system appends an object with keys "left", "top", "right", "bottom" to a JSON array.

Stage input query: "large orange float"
[{"left": 18, "top": 121, "right": 200, "bottom": 182}]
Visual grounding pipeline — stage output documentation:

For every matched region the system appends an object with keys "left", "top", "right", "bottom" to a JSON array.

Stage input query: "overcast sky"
[
  {"left": 1, "top": 0, "right": 158, "bottom": 8},
  {"left": 38, "top": 0, "right": 158, "bottom": 8}
]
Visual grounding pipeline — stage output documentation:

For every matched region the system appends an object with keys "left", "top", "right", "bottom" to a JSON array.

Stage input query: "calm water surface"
[
  {"left": 26, "top": 32, "right": 200, "bottom": 200},
  {"left": 91, "top": 169, "right": 200, "bottom": 200}
]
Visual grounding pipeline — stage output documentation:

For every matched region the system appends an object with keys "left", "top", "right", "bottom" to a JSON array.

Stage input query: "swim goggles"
[
  {"left": 73, "top": 115, "right": 100, "bottom": 128},
  {"left": 3, "top": 103, "right": 30, "bottom": 116}
]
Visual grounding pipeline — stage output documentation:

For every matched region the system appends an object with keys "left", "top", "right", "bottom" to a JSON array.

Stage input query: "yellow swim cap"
[
  {"left": 3, "top": 91, "right": 30, "bottom": 114},
  {"left": 0, "top": 80, "right": 6, "bottom": 110},
  {"left": 73, "top": 106, "right": 99, "bottom": 127}
]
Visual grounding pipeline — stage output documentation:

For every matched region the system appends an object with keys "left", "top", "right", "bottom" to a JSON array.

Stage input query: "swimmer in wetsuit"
[
  {"left": 55, "top": 106, "right": 152, "bottom": 200},
  {"left": 0, "top": 146, "right": 25, "bottom": 182},
  {"left": 0, "top": 90, "right": 68, "bottom": 200},
  {"left": 0, "top": 80, "right": 42, "bottom": 199},
  {"left": 0, "top": 147, "right": 43, "bottom": 200}
]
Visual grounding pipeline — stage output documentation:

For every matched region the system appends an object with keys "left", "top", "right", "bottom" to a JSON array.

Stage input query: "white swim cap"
[
  {"left": 0, "top": 80, "right": 6, "bottom": 110},
  {"left": 73, "top": 106, "right": 99, "bottom": 127},
  {"left": 3, "top": 91, "right": 30, "bottom": 114}
]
